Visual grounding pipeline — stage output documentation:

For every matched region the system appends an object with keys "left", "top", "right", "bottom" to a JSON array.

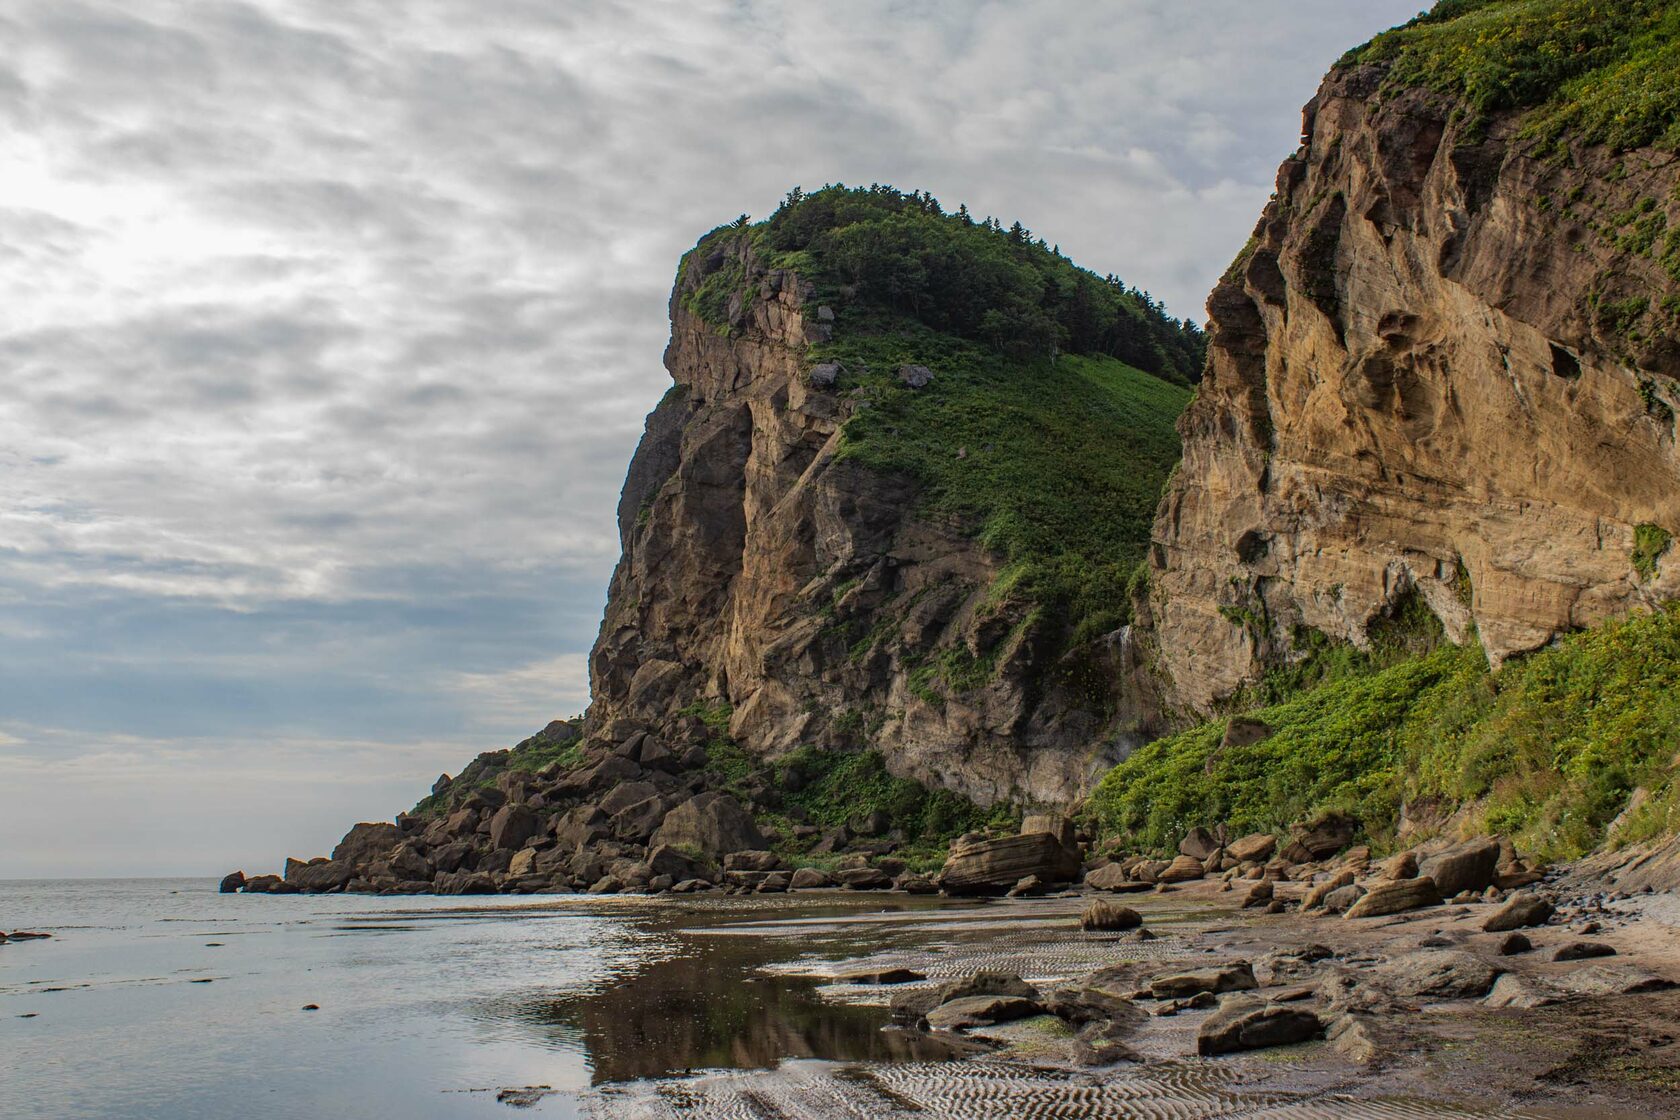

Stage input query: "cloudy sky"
[{"left": 0, "top": 0, "right": 1420, "bottom": 878}]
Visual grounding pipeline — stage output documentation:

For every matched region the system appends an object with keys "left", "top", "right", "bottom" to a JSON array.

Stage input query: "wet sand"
[{"left": 571, "top": 881, "right": 1680, "bottom": 1119}]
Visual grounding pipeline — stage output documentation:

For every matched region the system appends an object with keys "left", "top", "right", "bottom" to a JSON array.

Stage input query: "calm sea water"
[{"left": 0, "top": 879, "right": 963, "bottom": 1119}]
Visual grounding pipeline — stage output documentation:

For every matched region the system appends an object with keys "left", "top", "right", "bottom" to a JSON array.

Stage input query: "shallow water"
[{"left": 0, "top": 879, "right": 972, "bottom": 1118}]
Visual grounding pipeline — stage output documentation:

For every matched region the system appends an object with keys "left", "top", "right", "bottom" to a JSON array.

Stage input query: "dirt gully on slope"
[{"left": 582, "top": 877, "right": 1680, "bottom": 1120}]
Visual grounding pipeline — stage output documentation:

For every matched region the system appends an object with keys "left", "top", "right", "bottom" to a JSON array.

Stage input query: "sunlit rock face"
[
  {"left": 587, "top": 237, "right": 1163, "bottom": 807},
  {"left": 1151, "top": 63, "right": 1680, "bottom": 714}
]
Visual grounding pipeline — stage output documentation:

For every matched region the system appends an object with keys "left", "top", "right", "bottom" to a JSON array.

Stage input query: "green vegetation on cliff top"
[
  {"left": 1088, "top": 602, "right": 1680, "bottom": 863},
  {"left": 1349, "top": 0, "right": 1680, "bottom": 150},
  {"left": 682, "top": 186, "right": 1198, "bottom": 663}
]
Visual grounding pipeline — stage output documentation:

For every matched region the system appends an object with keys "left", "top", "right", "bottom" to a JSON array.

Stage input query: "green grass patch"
[
  {"left": 410, "top": 722, "right": 584, "bottom": 818},
  {"left": 1088, "top": 603, "right": 1680, "bottom": 863},
  {"left": 1347, "top": 1, "right": 1680, "bottom": 151},
  {"left": 1633, "top": 522, "right": 1673, "bottom": 581}
]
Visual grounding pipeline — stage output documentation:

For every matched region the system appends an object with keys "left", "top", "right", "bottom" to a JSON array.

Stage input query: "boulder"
[
  {"left": 1482, "top": 892, "right": 1553, "bottom": 933},
  {"left": 1484, "top": 973, "right": 1564, "bottom": 1009},
  {"left": 925, "top": 994, "right": 1041, "bottom": 1031},
  {"left": 1223, "top": 717, "right": 1273, "bottom": 747},
  {"left": 1322, "top": 884, "right": 1365, "bottom": 913},
  {"left": 609, "top": 796, "right": 673, "bottom": 843},
  {"left": 1381, "top": 850, "right": 1419, "bottom": 879},
  {"left": 433, "top": 870, "right": 496, "bottom": 895},
  {"left": 1149, "top": 961, "right": 1257, "bottom": 1000},
  {"left": 1021, "top": 813, "right": 1078, "bottom": 849},
  {"left": 808, "top": 361, "right": 843, "bottom": 389},
  {"left": 638, "top": 738, "right": 677, "bottom": 771},
  {"left": 1495, "top": 932, "right": 1533, "bottom": 955},
  {"left": 598, "top": 780, "right": 661, "bottom": 816},
  {"left": 1178, "top": 827, "right": 1222, "bottom": 860},
  {"left": 554, "top": 755, "right": 643, "bottom": 796},
  {"left": 1344, "top": 876, "right": 1440, "bottom": 919},
  {"left": 891, "top": 972, "right": 1039, "bottom": 1026},
  {"left": 331, "top": 821, "right": 402, "bottom": 866},
  {"left": 1302, "top": 871, "right": 1355, "bottom": 911},
  {"left": 1551, "top": 940, "right": 1617, "bottom": 962},
  {"left": 1085, "top": 863, "right": 1150, "bottom": 892},
  {"left": 1045, "top": 983, "right": 1149, "bottom": 1031},
  {"left": 387, "top": 844, "right": 432, "bottom": 882},
  {"left": 431, "top": 840, "right": 474, "bottom": 874},
  {"left": 646, "top": 844, "right": 709, "bottom": 883},
  {"left": 241, "top": 874, "right": 291, "bottom": 894},
  {"left": 1197, "top": 995, "right": 1324, "bottom": 1056},
  {"left": 1281, "top": 812, "right": 1355, "bottom": 863},
  {"left": 723, "top": 850, "right": 783, "bottom": 872},
  {"left": 508, "top": 849, "right": 537, "bottom": 877},
  {"left": 442, "top": 807, "right": 480, "bottom": 838},
  {"left": 894, "top": 873, "right": 938, "bottom": 894},
  {"left": 1157, "top": 854, "right": 1206, "bottom": 883},
  {"left": 649, "top": 792, "right": 765, "bottom": 857},
  {"left": 1080, "top": 900, "right": 1142, "bottom": 931},
  {"left": 836, "top": 867, "right": 893, "bottom": 890},
  {"left": 1240, "top": 880, "right": 1274, "bottom": 908},
  {"left": 1226, "top": 833, "right": 1276, "bottom": 863},
  {"left": 756, "top": 872, "right": 791, "bottom": 893},
  {"left": 1418, "top": 838, "right": 1501, "bottom": 897},
  {"left": 292, "top": 859, "right": 356, "bottom": 893},
  {"left": 553, "top": 805, "right": 610, "bottom": 850},
  {"left": 489, "top": 804, "right": 539, "bottom": 851},
  {"left": 939, "top": 831, "right": 1081, "bottom": 896},
  {"left": 218, "top": 871, "right": 246, "bottom": 894},
  {"left": 897, "top": 363, "right": 935, "bottom": 389},
  {"left": 789, "top": 867, "right": 835, "bottom": 890}
]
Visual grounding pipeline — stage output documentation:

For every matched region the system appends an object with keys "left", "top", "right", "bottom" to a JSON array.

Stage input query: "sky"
[{"left": 0, "top": 0, "right": 1423, "bottom": 878}]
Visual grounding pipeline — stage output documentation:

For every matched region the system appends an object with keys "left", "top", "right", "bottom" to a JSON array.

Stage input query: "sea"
[{"left": 0, "top": 878, "right": 966, "bottom": 1119}]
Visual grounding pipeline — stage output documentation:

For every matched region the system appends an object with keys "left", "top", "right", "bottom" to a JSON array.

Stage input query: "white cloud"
[{"left": 0, "top": 0, "right": 1423, "bottom": 874}]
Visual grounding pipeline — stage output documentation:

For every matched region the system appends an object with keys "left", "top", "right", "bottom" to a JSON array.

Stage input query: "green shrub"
[
  {"left": 1088, "top": 603, "right": 1680, "bottom": 862},
  {"left": 1347, "top": 1, "right": 1680, "bottom": 151},
  {"left": 1634, "top": 522, "right": 1673, "bottom": 581}
]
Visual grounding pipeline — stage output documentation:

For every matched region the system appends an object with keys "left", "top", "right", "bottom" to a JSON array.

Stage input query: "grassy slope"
[
  {"left": 1088, "top": 604, "right": 1680, "bottom": 862},
  {"left": 1347, "top": 0, "right": 1680, "bottom": 150}
]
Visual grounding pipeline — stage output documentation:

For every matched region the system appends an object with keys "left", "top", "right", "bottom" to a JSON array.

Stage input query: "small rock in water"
[
  {"left": 189, "top": 978, "right": 213, "bottom": 984},
  {"left": 496, "top": 1086, "right": 555, "bottom": 1109},
  {"left": 301, "top": 1004, "right": 319, "bottom": 1011}
]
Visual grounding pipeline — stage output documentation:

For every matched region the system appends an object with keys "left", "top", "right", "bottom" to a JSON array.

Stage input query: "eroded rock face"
[
  {"left": 1151, "top": 63, "right": 1680, "bottom": 713},
  {"left": 586, "top": 234, "right": 1164, "bottom": 806}
]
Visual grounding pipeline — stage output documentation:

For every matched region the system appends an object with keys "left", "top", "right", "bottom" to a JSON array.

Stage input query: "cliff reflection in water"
[{"left": 533, "top": 900, "right": 974, "bottom": 1084}]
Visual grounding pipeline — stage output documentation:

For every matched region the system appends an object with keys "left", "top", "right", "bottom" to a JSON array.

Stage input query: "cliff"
[
  {"left": 1151, "top": 6, "right": 1680, "bottom": 714},
  {"left": 590, "top": 191, "right": 1201, "bottom": 806}
]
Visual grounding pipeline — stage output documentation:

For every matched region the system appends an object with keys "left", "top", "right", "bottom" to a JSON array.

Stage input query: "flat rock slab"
[
  {"left": 1149, "top": 961, "right": 1257, "bottom": 1000},
  {"left": 1345, "top": 877, "right": 1441, "bottom": 919},
  {"left": 834, "top": 967, "right": 925, "bottom": 986},
  {"left": 1372, "top": 950, "right": 1500, "bottom": 1000},
  {"left": 926, "top": 994, "right": 1042, "bottom": 1031},
  {"left": 1197, "top": 995, "right": 1325, "bottom": 1056}
]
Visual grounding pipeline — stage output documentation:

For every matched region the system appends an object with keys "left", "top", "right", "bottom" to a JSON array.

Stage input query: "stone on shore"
[
  {"left": 1482, "top": 892, "right": 1553, "bottom": 932},
  {"left": 1226, "top": 833, "right": 1276, "bottom": 863},
  {"left": 1344, "top": 876, "right": 1440, "bottom": 919},
  {"left": 926, "top": 994, "right": 1042, "bottom": 1031},
  {"left": 1302, "top": 871, "right": 1355, "bottom": 911},
  {"left": 648, "top": 792, "right": 765, "bottom": 857},
  {"left": 1372, "top": 950, "right": 1500, "bottom": 1000},
  {"left": 939, "top": 830, "right": 1081, "bottom": 895},
  {"left": 1157, "top": 854, "right": 1206, "bottom": 883},
  {"left": 1080, "top": 900, "right": 1142, "bottom": 931},
  {"left": 1197, "top": 994, "right": 1324, "bottom": 1056},
  {"left": 1419, "top": 838, "right": 1501, "bottom": 897},
  {"left": 1551, "top": 940, "right": 1617, "bottom": 962},
  {"left": 789, "top": 867, "right": 834, "bottom": 890},
  {"left": 1084, "top": 863, "right": 1151, "bottom": 892},
  {"left": 1149, "top": 961, "right": 1257, "bottom": 1000}
]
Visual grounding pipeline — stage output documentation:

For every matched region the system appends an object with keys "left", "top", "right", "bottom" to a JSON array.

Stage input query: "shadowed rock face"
[
  {"left": 1151, "top": 63, "right": 1680, "bottom": 713},
  {"left": 587, "top": 235, "right": 1163, "bottom": 806}
]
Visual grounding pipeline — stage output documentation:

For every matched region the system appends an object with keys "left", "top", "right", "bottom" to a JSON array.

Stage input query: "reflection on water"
[
  {"left": 0, "top": 880, "right": 985, "bottom": 1118},
  {"left": 527, "top": 901, "right": 975, "bottom": 1083}
]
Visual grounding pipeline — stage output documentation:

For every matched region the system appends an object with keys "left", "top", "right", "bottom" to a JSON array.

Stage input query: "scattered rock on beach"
[
  {"left": 1149, "top": 961, "right": 1257, "bottom": 1000},
  {"left": 1419, "top": 838, "right": 1501, "bottom": 897},
  {"left": 1551, "top": 940, "right": 1617, "bottom": 962},
  {"left": 1483, "top": 892, "right": 1553, "bottom": 932},
  {"left": 1495, "top": 932, "right": 1533, "bottom": 955},
  {"left": 1080, "top": 900, "right": 1142, "bottom": 931},
  {"left": 1344, "top": 876, "right": 1440, "bottom": 919},
  {"left": 1373, "top": 950, "right": 1500, "bottom": 1000},
  {"left": 1196, "top": 994, "right": 1324, "bottom": 1056},
  {"left": 926, "top": 995, "right": 1042, "bottom": 1031}
]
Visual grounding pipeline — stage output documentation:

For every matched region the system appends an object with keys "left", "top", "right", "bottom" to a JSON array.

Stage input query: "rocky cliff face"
[
  {"left": 588, "top": 234, "right": 1166, "bottom": 807},
  {"left": 1151, "top": 63, "right": 1680, "bottom": 713}
]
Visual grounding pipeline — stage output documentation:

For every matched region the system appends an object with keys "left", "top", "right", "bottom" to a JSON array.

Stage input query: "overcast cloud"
[{"left": 0, "top": 0, "right": 1420, "bottom": 877}]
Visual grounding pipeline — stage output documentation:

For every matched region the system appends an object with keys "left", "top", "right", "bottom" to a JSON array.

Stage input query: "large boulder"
[
  {"left": 1281, "top": 812, "right": 1355, "bottom": 863},
  {"left": 1020, "top": 813, "right": 1078, "bottom": 849},
  {"left": 1197, "top": 994, "right": 1324, "bottom": 1056},
  {"left": 489, "top": 803, "right": 539, "bottom": 851},
  {"left": 649, "top": 792, "right": 765, "bottom": 857},
  {"left": 292, "top": 859, "right": 356, "bottom": 893},
  {"left": 1157, "top": 854, "right": 1206, "bottom": 883},
  {"left": 610, "top": 795, "right": 674, "bottom": 843},
  {"left": 939, "top": 831, "right": 1082, "bottom": 895},
  {"left": 1081, "top": 900, "right": 1142, "bottom": 931},
  {"left": 1482, "top": 891, "right": 1554, "bottom": 932},
  {"left": 790, "top": 867, "right": 835, "bottom": 890},
  {"left": 331, "top": 822, "right": 401, "bottom": 866},
  {"left": 1226, "top": 833, "right": 1276, "bottom": 863},
  {"left": 1084, "top": 863, "right": 1151, "bottom": 892},
  {"left": 1179, "top": 827, "right": 1221, "bottom": 860},
  {"left": 1149, "top": 961, "right": 1257, "bottom": 1000},
  {"left": 646, "top": 843, "right": 710, "bottom": 882},
  {"left": 553, "top": 805, "right": 610, "bottom": 850},
  {"left": 218, "top": 871, "right": 246, "bottom": 894},
  {"left": 1344, "top": 876, "right": 1440, "bottom": 919},
  {"left": 1418, "top": 838, "right": 1502, "bottom": 897},
  {"left": 598, "top": 780, "right": 661, "bottom": 816}
]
